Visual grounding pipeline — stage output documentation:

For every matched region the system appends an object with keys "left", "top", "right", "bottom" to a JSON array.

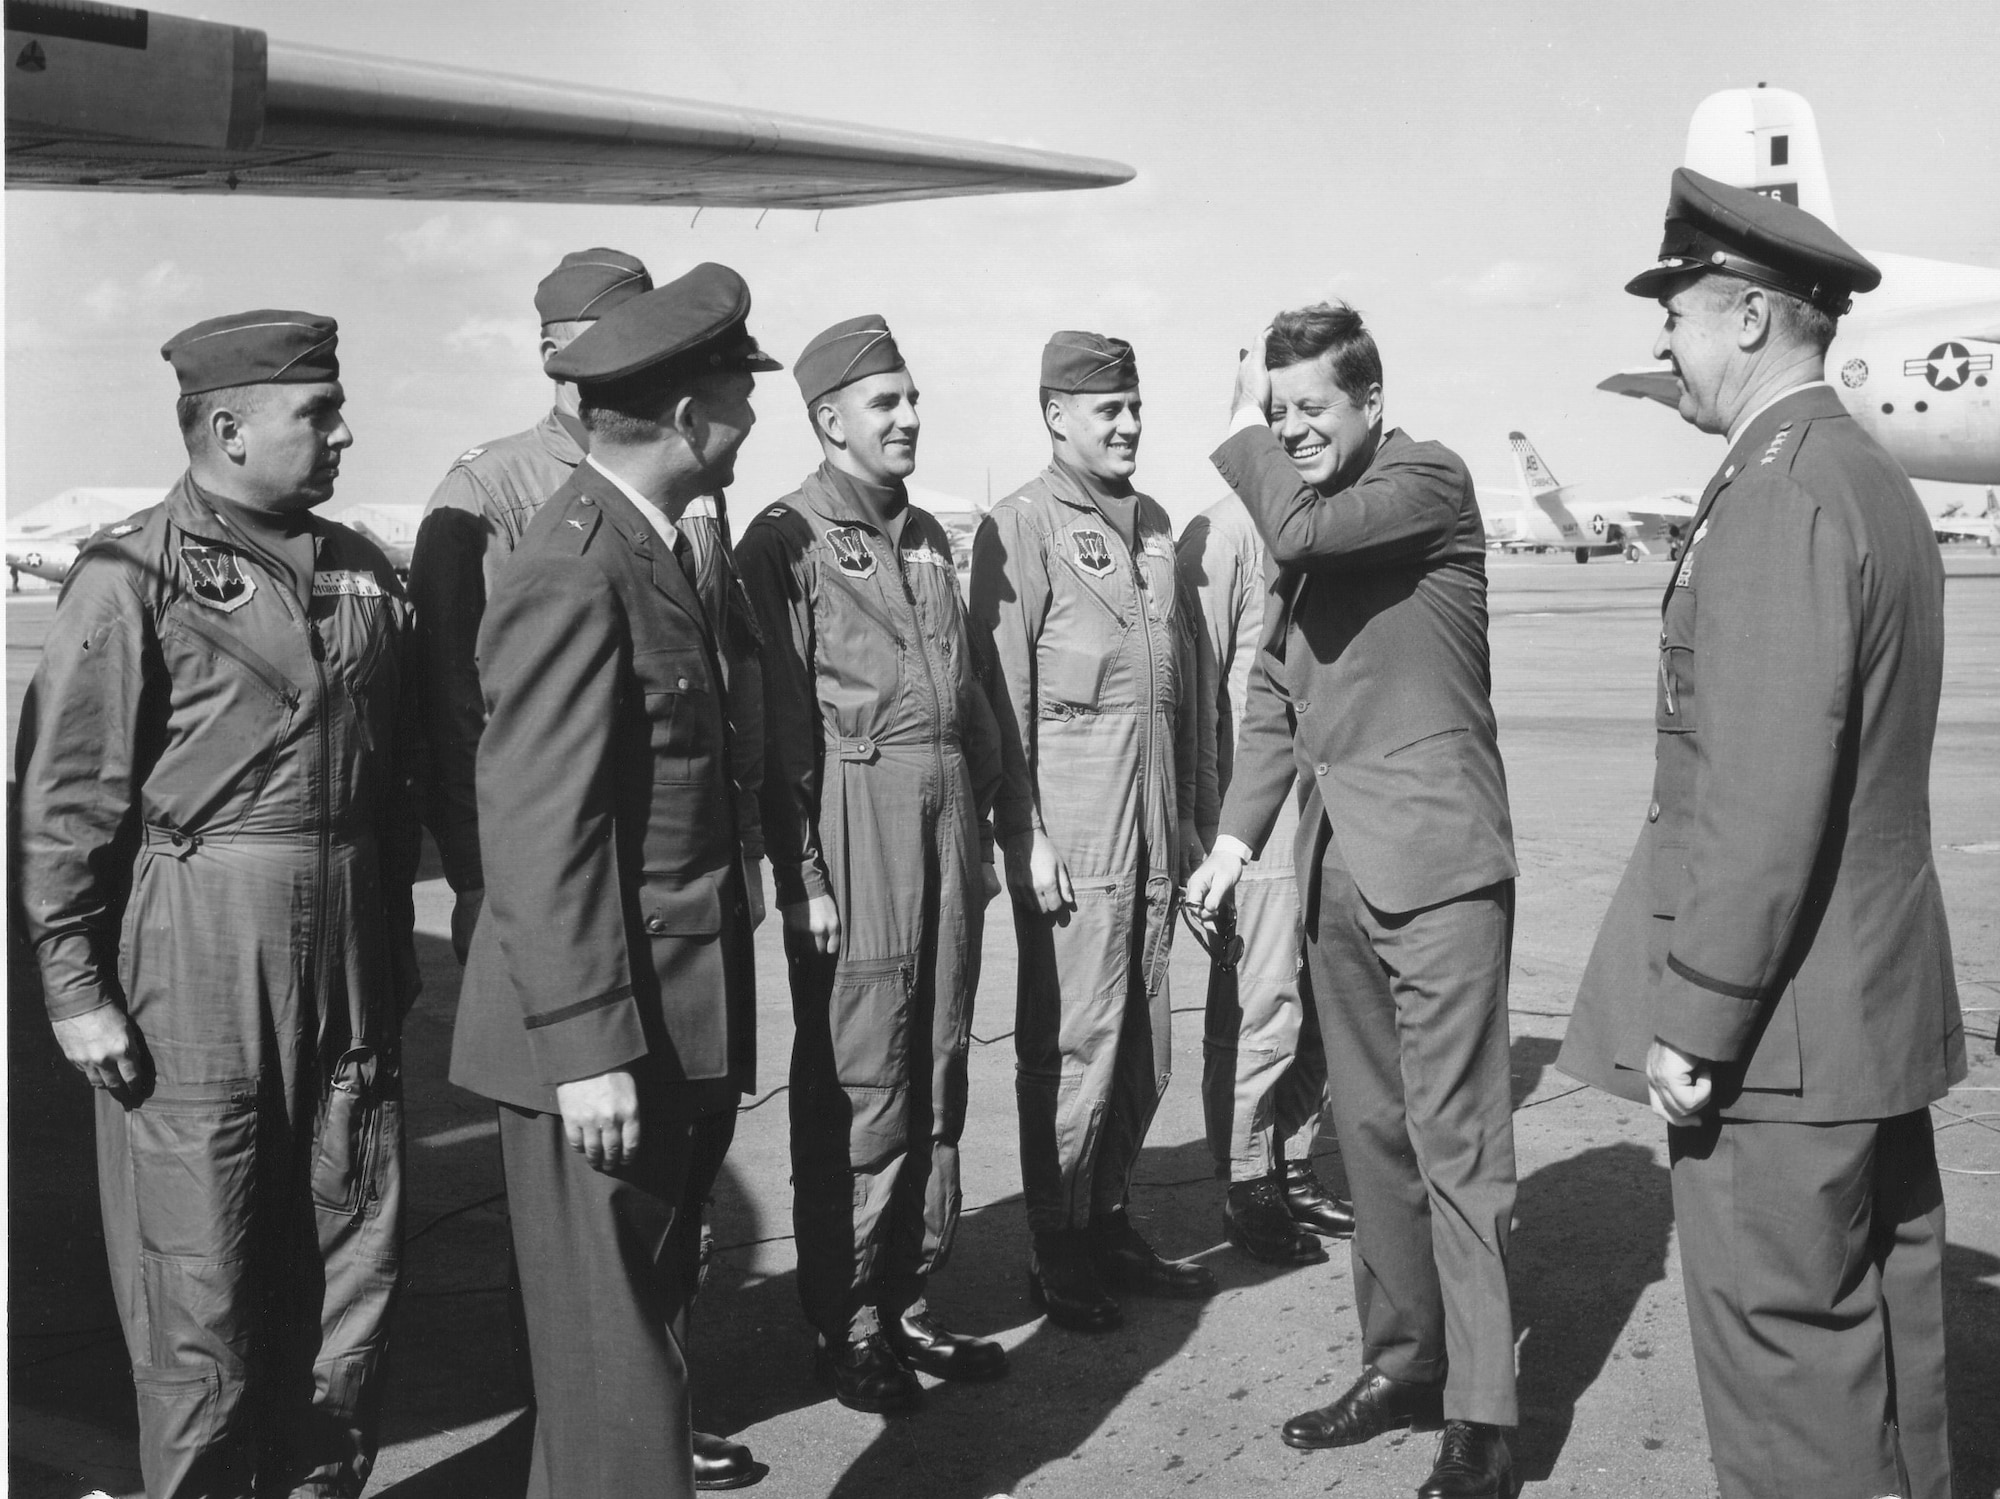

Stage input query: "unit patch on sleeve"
[
  {"left": 1070, "top": 527, "right": 1115, "bottom": 577},
  {"left": 825, "top": 526, "right": 877, "bottom": 579},
  {"left": 180, "top": 545, "right": 257, "bottom": 613},
  {"left": 313, "top": 570, "right": 385, "bottom": 598}
]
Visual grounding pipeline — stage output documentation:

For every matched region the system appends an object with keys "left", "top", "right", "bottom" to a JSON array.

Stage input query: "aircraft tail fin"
[
  {"left": 1507, "top": 431, "right": 1562, "bottom": 496},
  {"left": 1685, "top": 87, "right": 1836, "bottom": 229},
  {"left": 1986, "top": 488, "right": 1999, "bottom": 519}
]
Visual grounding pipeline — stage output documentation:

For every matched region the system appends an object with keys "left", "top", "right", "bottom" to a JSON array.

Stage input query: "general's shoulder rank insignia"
[
  {"left": 825, "top": 526, "right": 877, "bottom": 579},
  {"left": 181, "top": 545, "right": 256, "bottom": 612},
  {"left": 1071, "top": 527, "right": 1115, "bottom": 577},
  {"left": 1760, "top": 423, "right": 1794, "bottom": 466}
]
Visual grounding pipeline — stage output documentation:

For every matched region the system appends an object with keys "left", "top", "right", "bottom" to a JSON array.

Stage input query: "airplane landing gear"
[{"left": 1574, "top": 547, "right": 1590, "bottom": 564}]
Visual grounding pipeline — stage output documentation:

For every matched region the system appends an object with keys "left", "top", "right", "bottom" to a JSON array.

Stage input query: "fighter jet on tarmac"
[
  {"left": 1599, "top": 87, "right": 2000, "bottom": 488},
  {"left": 3, "top": 3, "right": 1132, "bottom": 205},
  {"left": 1929, "top": 489, "right": 1999, "bottom": 548},
  {"left": 1483, "top": 431, "right": 1698, "bottom": 563},
  {"left": 5, "top": 486, "right": 164, "bottom": 588}
]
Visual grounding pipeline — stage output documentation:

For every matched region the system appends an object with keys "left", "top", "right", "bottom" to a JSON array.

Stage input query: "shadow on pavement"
[
  {"left": 1945, "top": 1239, "right": 2000, "bottom": 1497},
  {"left": 1509, "top": 1032, "right": 1562, "bottom": 1108},
  {"left": 1510, "top": 1140, "right": 1673, "bottom": 1482}
]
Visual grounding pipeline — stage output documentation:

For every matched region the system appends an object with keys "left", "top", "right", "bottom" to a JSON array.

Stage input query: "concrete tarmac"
[{"left": 8, "top": 552, "right": 1998, "bottom": 1498}]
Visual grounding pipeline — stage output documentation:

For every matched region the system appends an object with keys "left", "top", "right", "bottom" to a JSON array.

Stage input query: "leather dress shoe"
[
  {"left": 1224, "top": 1180, "right": 1328, "bottom": 1265},
  {"left": 1281, "top": 1365, "right": 1444, "bottom": 1450},
  {"left": 1087, "top": 1211, "right": 1218, "bottom": 1299},
  {"left": 1027, "top": 1231, "right": 1122, "bottom": 1333},
  {"left": 882, "top": 1306, "right": 1009, "bottom": 1381},
  {"left": 1284, "top": 1160, "right": 1357, "bottom": 1238},
  {"left": 1418, "top": 1421, "right": 1515, "bottom": 1498},
  {"left": 693, "top": 1430, "right": 768, "bottom": 1491},
  {"left": 812, "top": 1332, "right": 923, "bottom": 1414}
]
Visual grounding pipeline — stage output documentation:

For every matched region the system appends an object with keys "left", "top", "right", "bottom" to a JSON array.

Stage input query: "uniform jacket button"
[
  {"left": 1315, "top": 762, "right": 1330, "bottom": 776},
  {"left": 645, "top": 915, "right": 667, "bottom": 934},
  {"left": 677, "top": 676, "right": 690, "bottom": 690},
  {"left": 1648, "top": 801, "right": 1661, "bottom": 822}
]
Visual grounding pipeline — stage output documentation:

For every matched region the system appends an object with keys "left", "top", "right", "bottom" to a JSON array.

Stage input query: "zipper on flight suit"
[{"left": 888, "top": 532, "right": 949, "bottom": 808}]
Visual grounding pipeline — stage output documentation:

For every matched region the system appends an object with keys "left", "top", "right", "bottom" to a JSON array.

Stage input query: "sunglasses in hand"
[{"left": 1176, "top": 889, "right": 1245, "bottom": 972}]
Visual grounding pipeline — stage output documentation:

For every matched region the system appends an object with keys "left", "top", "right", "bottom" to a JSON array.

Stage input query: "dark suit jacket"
[
  {"left": 1559, "top": 385, "right": 1965, "bottom": 1121},
  {"left": 1212, "top": 424, "right": 1516, "bottom": 914},
  {"left": 449, "top": 460, "right": 755, "bottom": 1116}
]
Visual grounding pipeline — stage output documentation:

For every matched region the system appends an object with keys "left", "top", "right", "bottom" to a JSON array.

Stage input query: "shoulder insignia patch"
[
  {"left": 1070, "top": 527, "right": 1116, "bottom": 577},
  {"left": 825, "top": 526, "right": 877, "bottom": 579},
  {"left": 314, "top": 570, "right": 384, "bottom": 598},
  {"left": 180, "top": 544, "right": 257, "bottom": 613},
  {"left": 456, "top": 447, "right": 486, "bottom": 464}
]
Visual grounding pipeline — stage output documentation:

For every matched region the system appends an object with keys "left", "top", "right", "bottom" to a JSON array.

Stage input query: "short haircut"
[
  {"left": 577, "top": 364, "right": 721, "bottom": 443},
  {"left": 1696, "top": 273, "right": 1838, "bottom": 353},
  {"left": 174, "top": 383, "right": 270, "bottom": 446},
  {"left": 1264, "top": 301, "right": 1383, "bottom": 402}
]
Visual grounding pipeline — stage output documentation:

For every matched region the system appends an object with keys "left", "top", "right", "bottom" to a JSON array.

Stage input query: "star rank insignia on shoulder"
[{"left": 1760, "top": 423, "right": 1795, "bottom": 466}]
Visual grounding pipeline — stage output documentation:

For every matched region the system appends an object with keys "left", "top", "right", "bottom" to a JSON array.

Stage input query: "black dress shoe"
[
  {"left": 1027, "top": 1231, "right": 1122, "bottom": 1333},
  {"left": 1280, "top": 1365, "right": 1445, "bottom": 1450},
  {"left": 693, "top": 1430, "right": 768, "bottom": 1491},
  {"left": 1224, "top": 1180, "right": 1329, "bottom": 1265},
  {"left": 1283, "top": 1160, "right": 1357, "bottom": 1238},
  {"left": 1418, "top": 1421, "right": 1514, "bottom": 1498},
  {"left": 812, "top": 1332, "right": 923, "bottom": 1414},
  {"left": 882, "top": 1307, "right": 1009, "bottom": 1381},
  {"left": 1087, "top": 1210, "right": 1219, "bottom": 1299}
]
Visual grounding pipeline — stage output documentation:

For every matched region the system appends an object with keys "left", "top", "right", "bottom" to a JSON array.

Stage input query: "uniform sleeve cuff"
[
  {"left": 523, "top": 987, "right": 648, "bottom": 1086},
  {"left": 1211, "top": 834, "right": 1256, "bottom": 865},
  {"left": 1655, "top": 954, "right": 1763, "bottom": 1062}
]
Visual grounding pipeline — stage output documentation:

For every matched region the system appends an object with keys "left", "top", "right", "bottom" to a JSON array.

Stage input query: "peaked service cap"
[
  {"left": 1041, "top": 331, "right": 1138, "bottom": 394},
  {"left": 547, "top": 262, "right": 782, "bottom": 388},
  {"left": 795, "top": 314, "right": 906, "bottom": 406},
  {"left": 161, "top": 310, "right": 339, "bottom": 396},
  {"left": 1624, "top": 167, "right": 1880, "bottom": 315},
  {"left": 534, "top": 247, "right": 653, "bottom": 323}
]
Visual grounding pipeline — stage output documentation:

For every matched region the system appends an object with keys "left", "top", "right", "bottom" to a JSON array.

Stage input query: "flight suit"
[
  {"left": 1176, "top": 493, "right": 1325, "bottom": 1183},
  {"left": 970, "top": 461, "right": 1197, "bottom": 1236},
  {"left": 410, "top": 410, "right": 763, "bottom": 902},
  {"left": 16, "top": 475, "right": 417, "bottom": 1499},
  {"left": 738, "top": 464, "right": 1003, "bottom": 1341},
  {"left": 1559, "top": 385, "right": 1965, "bottom": 1499}
]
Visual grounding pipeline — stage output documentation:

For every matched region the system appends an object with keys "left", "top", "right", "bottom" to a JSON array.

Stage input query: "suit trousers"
[
  {"left": 499, "top": 1094, "right": 724, "bottom": 1499},
  {"left": 1303, "top": 825, "right": 1519, "bottom": 1425},
  {"left": 1202, "top": 867, "right": 1327, "bottom": 1182},
  {"left": 1668, "top": 1109, "right": 1952, "bottom": 1499}
]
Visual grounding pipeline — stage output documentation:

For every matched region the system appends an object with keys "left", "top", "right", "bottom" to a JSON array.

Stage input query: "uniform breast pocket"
[
  {"left": 642, "top": 652, "right": 713, "bottom": 783},
  {"left": 1040, "top": 639, "right": 1107, "bottom": 713}
]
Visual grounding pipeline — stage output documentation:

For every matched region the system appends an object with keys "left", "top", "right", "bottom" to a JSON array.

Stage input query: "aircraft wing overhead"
[
  {"left": 1597, "top": 366, "right": 1682, "bottom": 409},
  {"left": 4, "top": 5, "right": 1135, "bottom": 206}
]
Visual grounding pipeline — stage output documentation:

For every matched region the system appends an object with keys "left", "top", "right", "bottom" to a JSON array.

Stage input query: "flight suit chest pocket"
[
  {"left": 641, "top": 651, "right": 713, "bottom": 782},
  {"left": 1040, "top": 639, "right": 1107, "bottom": 714}
]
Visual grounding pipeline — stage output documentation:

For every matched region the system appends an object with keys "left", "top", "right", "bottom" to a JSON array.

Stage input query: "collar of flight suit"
[
  {"left": 165, "top": 472, "right": 330, "bottom": 566},
  {"left": 1036, "top": 458, "right": 1162, "bottom": 551},
  {"left": 802, "top": 460, "right": 912, "bottom": 541}
]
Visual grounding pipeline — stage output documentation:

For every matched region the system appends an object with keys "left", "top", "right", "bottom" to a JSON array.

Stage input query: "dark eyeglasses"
[{"left": 1176, "top": 891, "right": 1244, "bottom": 972}]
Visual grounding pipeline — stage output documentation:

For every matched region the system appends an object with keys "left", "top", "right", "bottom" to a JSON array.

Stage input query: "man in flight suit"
[
  {"left": 1186, "top": 302, "right": 1520, "bottom": 1498},
  {"left": 16, "top": 310, "right": 418, "bottom": 1499},
  {"left": 737, "top": 314, "right": 1009, "bottom": 1413},
  {"left": 1176, "top": 493, "right": 1352, "bottom": 1266},
  {"left": 410, "top": 250, "right": 765, "bottom": 1489},
  {"left": 970, "top": 332, "right": 1212, "bottom": 1333},
  {"left": 449, "top": 264, "right": 778, "bottom": 1499},
  {"left": 1559, "top": 171, "right": 1964, "bottom": 1499}
]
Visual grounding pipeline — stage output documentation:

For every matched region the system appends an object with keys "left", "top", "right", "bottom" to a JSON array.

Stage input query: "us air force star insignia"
[
  {"left": 181, "top": 545, "right": 256, "bottom": 613},
  {"left": 826, "top": 526, "right": 876, "bottom": 579},
  {"left": 1071, "top": 528, "right": 1115, "bottom": 577}
]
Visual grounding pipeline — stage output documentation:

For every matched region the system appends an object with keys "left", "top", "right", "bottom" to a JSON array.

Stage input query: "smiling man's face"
[{"left": 1268, "top": 354, "right": 1381, "bottom": 494}]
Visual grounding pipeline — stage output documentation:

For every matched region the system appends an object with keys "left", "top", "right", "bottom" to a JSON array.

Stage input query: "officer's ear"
[
  {"left": 1733, "top": 285, "right": 1775, "bottom": 352},
  {"left": 812, "top": 396, "right": 845, "bottom": 449},
  {"left": 670, "top": 393, "right": 707, "bottom": 453},
  {"left": 207, "top": 399, "right": 253, "bottom": 461},
  {"left": 1043, "top": 389, "right": 1068, "bottom": 444}
]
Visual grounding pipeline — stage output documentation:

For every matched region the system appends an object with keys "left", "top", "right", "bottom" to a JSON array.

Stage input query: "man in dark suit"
[
  {"left": 1186, "top": 302, "right": 1519, "bottom": 1498},
  {"left": 449, "top": 263, "right": 780, "bottom": 1499},
  {"left": 1558, "top": 171, "right": 1965, "bottom": 1499}
]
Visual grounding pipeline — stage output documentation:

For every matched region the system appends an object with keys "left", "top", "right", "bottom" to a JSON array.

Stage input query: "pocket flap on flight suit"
[{"left": 642, "top": 875, "right": 723, "bottom": 937}]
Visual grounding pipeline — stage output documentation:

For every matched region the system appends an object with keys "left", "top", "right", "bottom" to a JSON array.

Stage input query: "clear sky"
[{"left": 7, "top": 0, "right": 1998, "bottom": 526}]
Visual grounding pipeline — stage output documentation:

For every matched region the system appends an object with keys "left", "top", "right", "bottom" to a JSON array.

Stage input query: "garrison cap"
[
  {"left": 795, "top": 314, "right": 906, "bottom": 407},
  {"left": 1624, "top": 167, "right": 1880, "bottom": 315},
  {"left": 534, "top": 248, "right": 653, "bottom": 324},
  {"left": 546, "top": 262, "right": 782, "bottom": 388},
  {"left": 161, "top": 309, "right": 339, "bottom": 396},
  {"left": 1041, "top": 331, "right": 1138, "bottom": 394}
]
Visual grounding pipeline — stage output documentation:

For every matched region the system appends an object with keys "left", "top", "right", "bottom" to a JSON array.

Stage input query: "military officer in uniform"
[
  {"left": 1558, "top": 170, "right": 1964, "bottom": 1499},
  {"left": 737, "top": 314, "right": 1009, "bottom": 1413},
  {"left": 1186, "top": 302, "right": 1520, "bottom": 1498},
  {"left": 449, "top": 264, "right": 779, "bottom": 1499},
  {"left": 970, "top": 332, "right": 1212, "bottom": 1333},
  {"left": 411, "top": 247, "right": 765, "bottom": 961},
  {"left": 16, "top": 311, "right": 417, "bottom": 1499},
  {"left": 1176, "top": 492, "right": 1352, "bottom": 1266}
]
